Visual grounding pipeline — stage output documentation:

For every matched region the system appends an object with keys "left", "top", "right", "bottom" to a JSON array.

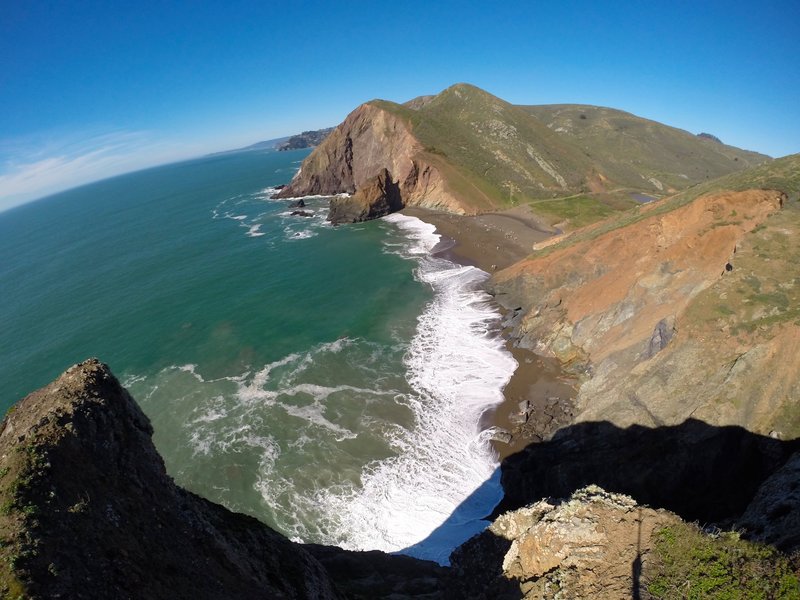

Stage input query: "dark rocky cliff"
[{"left": 0, "top": 360, "right": 343, "bottom": 599}]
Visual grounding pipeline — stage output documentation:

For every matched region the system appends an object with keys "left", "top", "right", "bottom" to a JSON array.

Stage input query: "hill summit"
[{"left": 277, "top": 83, "right": 769, "bottom": 222}]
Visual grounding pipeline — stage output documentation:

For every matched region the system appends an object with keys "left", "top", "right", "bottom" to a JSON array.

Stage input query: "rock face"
[
  {"left": 451, "top": 486, "right": 682, "bottom": 600},
  {"left": 0, "top": 359, "right": 343, "bottom": 600},
  {"left": 492, "top": 189, "right": 797, "bottom": 436},
  {"left": 276, "top": 102, "right": 463, "bottom": 215},
  {"left": 328, "top": 168, "right": 404, "bottom": 224},
  {"left": 739, "top": 452, "right": 800, "bottom": 552}
]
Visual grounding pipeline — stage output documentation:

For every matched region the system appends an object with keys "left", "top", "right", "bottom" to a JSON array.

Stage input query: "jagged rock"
[
  {"left": 287, "top": 198, "right": 305, "bottom": 208},
  {"left": 328, "top": 168, "right": 404, "bottom": 224},
  {"left": 0, "top": 360, "right": 343, "bottom": 600},
  {"left": 489, "top": 429, "right": 513, "bottom": 444},
  {"left": 451, "top": 486, "right": 682, "bottom": 599}
]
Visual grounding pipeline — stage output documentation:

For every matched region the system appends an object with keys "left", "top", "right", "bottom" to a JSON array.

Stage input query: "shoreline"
[{"left": 400, "top": 205, "right": 578, "bottom": 459}]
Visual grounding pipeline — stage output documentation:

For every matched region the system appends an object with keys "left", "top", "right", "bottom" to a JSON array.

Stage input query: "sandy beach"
[{"left": 401, "top": 205, "right": 577, "bottom": 459}]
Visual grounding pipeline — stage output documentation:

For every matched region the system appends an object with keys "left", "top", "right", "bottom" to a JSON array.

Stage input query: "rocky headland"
[
  {"left": 277, "top": 83, "right": 768, "bottom": 225},
  {"left": 277, "top": 127, "right": 335, "bottom": 152}
]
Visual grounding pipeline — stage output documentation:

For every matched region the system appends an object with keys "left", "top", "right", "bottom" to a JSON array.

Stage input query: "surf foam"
[{"left": 312, "top": 213, "right": 517, "bottom": 564}]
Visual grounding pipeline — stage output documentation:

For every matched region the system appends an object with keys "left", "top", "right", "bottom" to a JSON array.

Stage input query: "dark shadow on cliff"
[
  {"left": 389, "top": 419, "right": 799, "bottom": 598},
  {"left": 494, "top": 419, "right": 800, "bottom": 525},
  {"left": 400, "top": 474, "right": 521, "bottom": 599}
]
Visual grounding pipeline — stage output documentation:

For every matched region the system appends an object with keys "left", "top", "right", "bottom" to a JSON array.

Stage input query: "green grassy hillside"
[
  {"left": 522, "top": 104, "right": 769, "bottom": 193},
  {"left": 365, "top": 84, "right": 770, "bottom": 212}
]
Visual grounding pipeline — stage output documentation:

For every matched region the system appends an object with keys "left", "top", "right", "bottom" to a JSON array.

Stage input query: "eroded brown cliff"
[
  {"left": 276, "top": 103, "right": 468, "bottom": 219},
  {"left": 492, "top": 189, "right": 799, "bottom": 436}
]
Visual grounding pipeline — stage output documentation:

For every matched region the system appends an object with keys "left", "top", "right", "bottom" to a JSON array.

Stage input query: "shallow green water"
[{"left": 0, "top": 149, "right": 515, "bottom": 563}]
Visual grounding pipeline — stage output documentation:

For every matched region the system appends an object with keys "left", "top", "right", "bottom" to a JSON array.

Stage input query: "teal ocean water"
[{"left": 0, "top": 149, "right": 516, "bottom": 563}]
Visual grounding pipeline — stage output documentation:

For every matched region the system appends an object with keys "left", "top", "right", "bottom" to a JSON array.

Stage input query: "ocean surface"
[{"left": 0, "top": 148, "right": 516, "bottom": 564}]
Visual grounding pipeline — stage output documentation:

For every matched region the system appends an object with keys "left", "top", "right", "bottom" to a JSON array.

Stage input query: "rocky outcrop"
[
  {"left": 492, "top": 189, "right": 796, "bottom": 435},
  {"left": 0, "top": 359, "right": 343, "bottom": 600},
  {"left": 276, "top": 103, "right": 465, "bottom": 216},
  {"left": 328, "top": 168, "right": 404, "bottom": 224},
  {"left": 2, "top": 361, "right": 798, "bottom": 598},
  {"left": 697, "top": 132, "right": 723, "bottom": 144},
  {"left": 451, "top": 486, "right": 682, "bottom": 600}
]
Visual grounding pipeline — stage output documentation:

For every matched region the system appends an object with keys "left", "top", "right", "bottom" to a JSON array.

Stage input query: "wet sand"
[{"left": 401, "top": 206, "right": 578, "bottom": 459}]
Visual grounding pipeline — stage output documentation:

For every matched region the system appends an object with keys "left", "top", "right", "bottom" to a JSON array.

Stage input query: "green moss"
[
  {"left": 716, "top": 304, "right": 735, "bottom": 316},
  {"left": 647, "top": 524, "right": 800, "bottom": 599}
]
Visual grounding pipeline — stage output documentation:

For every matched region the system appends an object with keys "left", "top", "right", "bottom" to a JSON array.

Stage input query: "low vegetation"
[
  {"left": 528, "top": 194, "right": 631, "bottom": 228},
  {"left": 647, "top": 523, "right": 800, "bottom": 599},
  {"left": 372, "top": 84, "right": 766, "bottom": 210},
  {"left": 532, "top": 153, "right": 800, "bottom": 257}
]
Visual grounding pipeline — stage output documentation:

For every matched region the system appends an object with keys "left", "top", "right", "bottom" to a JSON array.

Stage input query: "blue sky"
[{"left": 1, "top": 0, "right": 798, "bottom": 210}]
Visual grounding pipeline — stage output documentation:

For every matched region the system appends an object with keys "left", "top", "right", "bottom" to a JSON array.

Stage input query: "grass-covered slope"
[
  {"left": 523, "top": 104, "right": 770, "bottom": 193},
  {"left": 533, "top": 153, "right": 800, "bottom": 255},
  {"left": 386, "top": 83, "right": 769, "bottom": 203},
  {"left": 384, "top": 84, "right": 594, "bottom": 204}
]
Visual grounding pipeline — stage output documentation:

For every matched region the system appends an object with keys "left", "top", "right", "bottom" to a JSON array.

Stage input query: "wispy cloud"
[{"left": 0, "top": 130, "right": 199, "bottom": 212}]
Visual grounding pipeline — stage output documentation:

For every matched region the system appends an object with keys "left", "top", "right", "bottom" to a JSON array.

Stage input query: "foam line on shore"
[{"left": 314, "top": 213, "right": 517, "bottom": 564}]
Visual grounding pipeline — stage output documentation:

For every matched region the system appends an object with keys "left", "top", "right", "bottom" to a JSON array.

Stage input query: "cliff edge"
[{"left": 0, "top": 359, "right": 342, "bottom": 600}]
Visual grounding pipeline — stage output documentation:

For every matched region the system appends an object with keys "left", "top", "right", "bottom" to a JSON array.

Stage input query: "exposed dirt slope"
[{"left": 492, "top": 189, "right": 798, "bottom": 435}]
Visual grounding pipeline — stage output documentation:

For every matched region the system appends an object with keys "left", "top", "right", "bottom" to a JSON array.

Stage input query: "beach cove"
[{"left": 0, "top": 148, "right": 566, "bottom": 565}]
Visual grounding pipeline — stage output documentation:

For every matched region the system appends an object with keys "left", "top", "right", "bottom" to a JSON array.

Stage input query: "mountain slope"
[
  {"left": 277, "top": 84, "right": 769, "bottom": 220},
  {"left": 522, "top": 104, "right": 768, "bottom": 193},
  {"left": 491, "top": 154, "right": 800, "bottom": 438}
]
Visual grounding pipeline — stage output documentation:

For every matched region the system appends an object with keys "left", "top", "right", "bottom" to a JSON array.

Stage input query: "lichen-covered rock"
[{"left": 451, "top": 486, "right": 682, "bottom": 600}]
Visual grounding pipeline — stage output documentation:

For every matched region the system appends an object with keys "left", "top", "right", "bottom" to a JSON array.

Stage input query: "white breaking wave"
[
  {"left": 313, "top": 213, "right": 517, "bottom": 564},
  {"left": 130, "top": 212, "right": 516, "bottom": 565},
  {"left": 245, "top": 224, "right": 265, "bottom": 237}
]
